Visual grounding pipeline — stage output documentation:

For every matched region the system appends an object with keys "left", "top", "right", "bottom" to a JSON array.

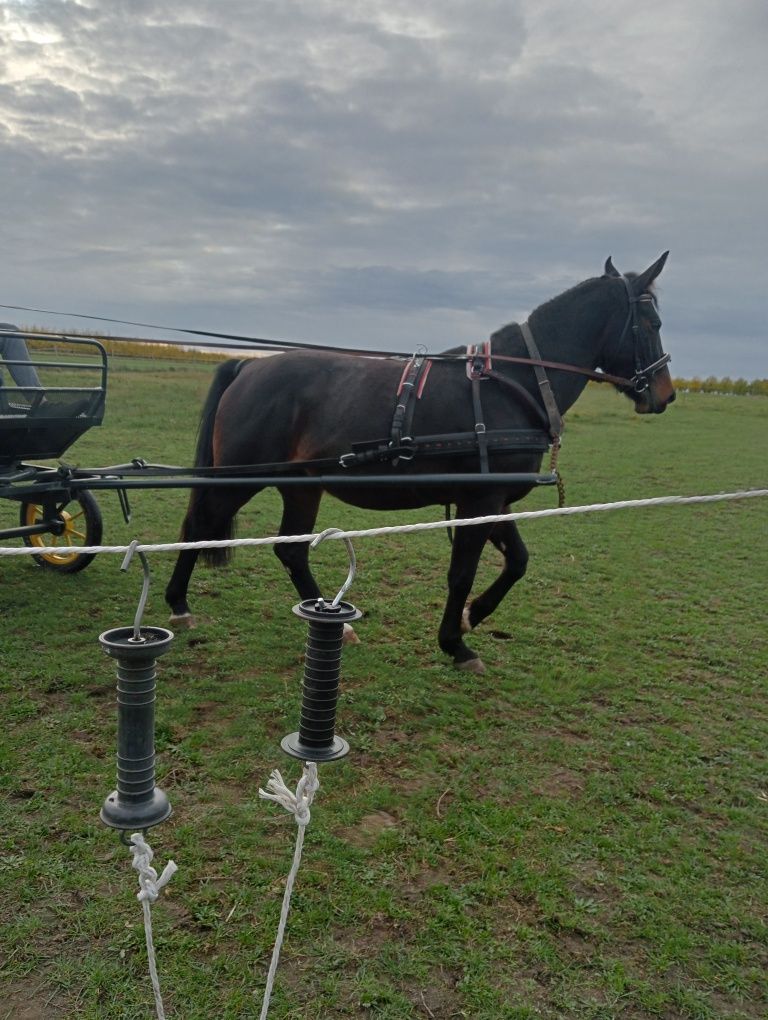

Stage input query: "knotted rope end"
[
  {"left": 129, "top": 832, "right": 178, "bottom": 903},
  {"left": 258, "top": 762, "right": 319, "bottom": 827}
]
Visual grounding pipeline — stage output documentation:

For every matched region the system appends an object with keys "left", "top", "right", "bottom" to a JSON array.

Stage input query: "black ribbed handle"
[
  {"left": 99, "top": 627, "right": 173, "bottom": 832},
  {"left": 281, "top": 599, "right": 361, "bottom": 762}
]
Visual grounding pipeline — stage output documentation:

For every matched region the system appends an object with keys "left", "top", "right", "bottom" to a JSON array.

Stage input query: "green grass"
[{"left": 1, "top": 360, "right": 767, "bottom": 1019}]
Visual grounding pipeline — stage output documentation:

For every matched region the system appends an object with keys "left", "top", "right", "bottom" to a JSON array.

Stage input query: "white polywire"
[
  {"left": 257, "top": 763, "right": 320, "bottom": 1020},
  {"left": 129, "top": 833, "right": 178, "bottom": 1020},
  {"left": 0, "top": 488, "right": 765, "bottom": 559}
]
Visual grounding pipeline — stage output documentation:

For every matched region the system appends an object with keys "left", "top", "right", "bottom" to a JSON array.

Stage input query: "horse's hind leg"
[
  {"left": 463, "top": 520, "right": 529, "bottom": 633},
  {"left": 166, "top": 547, "right": 201, "bottom": 625},
  {"left": 165, "top": 485, "right": 257, "bottom": 626},
  {"left": 438, "top": 518, "right": 494, "bottom": 672},
  {"left": 273, "top": 488, "right": 360, "bottom": 643},
  {"left": 273, "top": 488, "right": 323, "bottom": 599}
]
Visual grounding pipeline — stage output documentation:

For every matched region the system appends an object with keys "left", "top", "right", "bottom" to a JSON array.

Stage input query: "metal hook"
[
  {"left": 310, "top": 528, "right": 356, "bottom": 607},
  {"left": 121, "top": 539, "right": 151, "bottom": 641}
]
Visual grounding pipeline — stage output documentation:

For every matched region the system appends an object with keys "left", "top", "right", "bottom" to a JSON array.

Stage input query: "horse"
[{"left": 165, "top": 253, "right": 675, "bottom": 672}]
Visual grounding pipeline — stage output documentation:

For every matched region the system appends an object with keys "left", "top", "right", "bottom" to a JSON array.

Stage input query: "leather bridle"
[
  {"left": 616, "top": 275, "right": 671, "bottom": 394},
  {"left": 466, "top": 274, "right": 672, "bottom": 445},
  {"left": 484, "top": 275, "right": 671, "bottom": 395}
]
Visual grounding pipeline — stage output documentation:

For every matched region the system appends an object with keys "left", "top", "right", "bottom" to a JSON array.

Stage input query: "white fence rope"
[
  {"left": 128, "top": 832, "right": 178, "bottom": 1020},
  {"left": 257, "top": 763, "right": 320, "bottom": 1019},
  {"left": 1, "top": 488, "right": 766, "bottom": 560}
]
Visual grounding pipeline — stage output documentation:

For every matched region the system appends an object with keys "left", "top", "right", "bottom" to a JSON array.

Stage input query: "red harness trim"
[
  {"left": 416, "top": 359, "right": 432, "bottom": 398},
  {"left": 396, "top": 356, "right": 432, "bottom": 398},
  {"left": 396, "top": 360, "right": 412, "bottom": 397}
]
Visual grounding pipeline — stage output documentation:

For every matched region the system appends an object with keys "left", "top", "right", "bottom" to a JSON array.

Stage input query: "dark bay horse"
[{"left": 165, "top": 254, "right": 675, "bottom": 671}]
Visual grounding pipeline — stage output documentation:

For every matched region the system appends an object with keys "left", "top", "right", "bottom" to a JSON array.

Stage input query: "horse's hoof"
[
  {"left": 343, "top": 623, "right": 361, "bottom": 645},
  {"left": 461, "top": 606, "right": 473, "bottom": 633},
  {"left": 455, "top": 656, "right": 485, "bottom": 675},
  {"left": 169, "top": 612, "right": 195, "bottom": 630}
]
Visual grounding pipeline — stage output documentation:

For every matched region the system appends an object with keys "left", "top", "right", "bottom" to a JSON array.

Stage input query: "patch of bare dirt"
[
  {"left": 338, "top": 809, "right": 398, "bottom": 848},
  {"left": 0, "top": 976, "right": 70, "bottom": 1020},
  {"left": 533, "top": 766, "right": 585, "bottom": 798},
  {"left": 404, "top": 966, "right": 464, "bottom": 1018}
]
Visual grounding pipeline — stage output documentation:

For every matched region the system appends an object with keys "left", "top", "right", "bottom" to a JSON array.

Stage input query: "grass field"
[{"left": 1, "top": 358, "right": 767, "bottom": 1019}]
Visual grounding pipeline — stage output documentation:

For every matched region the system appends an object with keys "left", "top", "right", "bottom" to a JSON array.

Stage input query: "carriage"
[{"left": 0, "top": 332, "right": 110, "bottom": 572}]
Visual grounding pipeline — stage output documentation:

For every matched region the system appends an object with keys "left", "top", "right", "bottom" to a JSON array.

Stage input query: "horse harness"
[
  {"left": 343, "top": 273, "right": 671, "bottom": 494},
  {"left": 339, "top": 341, "right": 554, "bottom": 477}
]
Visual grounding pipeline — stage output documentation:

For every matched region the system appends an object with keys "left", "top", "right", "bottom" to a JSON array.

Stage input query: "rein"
[
  {"left": 12, "top": 312, "right": 663, "bottom": 393},
  {"left": 479, "top": 351, "right": 633, "bottom": 389}
]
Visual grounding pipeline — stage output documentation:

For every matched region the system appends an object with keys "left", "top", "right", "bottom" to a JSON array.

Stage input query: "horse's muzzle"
[{"left": 635, "top": 379, "right": 676, "bottom": 414}]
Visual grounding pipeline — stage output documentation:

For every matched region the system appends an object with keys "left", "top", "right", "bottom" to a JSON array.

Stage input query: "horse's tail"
[
  {"left": 184, "top": 358, "right": 245, "bottom": 566},
  {"left": 193, "top": 359, "right": 243, "bottom": 469}
]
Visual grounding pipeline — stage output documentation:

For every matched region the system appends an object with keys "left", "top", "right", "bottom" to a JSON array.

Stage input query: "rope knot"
[
  {"left": 259, "top": 762, "right": 319, "bottom": 828},
  {"left": 130, "top": 832, "right": 178, "bottom": 904}
]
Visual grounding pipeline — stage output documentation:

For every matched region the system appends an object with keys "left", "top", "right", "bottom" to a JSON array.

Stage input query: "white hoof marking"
[
  {"left": 343, "top": 623, "right": 361, "bottom": 645},
  {"left": 461, "top": 606, "right": 473, "bottom": 634},
  {"left": 169, "top": 612, "right": 195, "bottom": 630},
  {"left": 455, "top": 657, "right": 486, "bottom": 675}
]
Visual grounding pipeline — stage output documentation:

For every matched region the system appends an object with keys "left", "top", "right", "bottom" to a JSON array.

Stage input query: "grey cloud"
[
  {"left": 308, "top": 265, "right": 517, "bottom": 312},
  {"left": 0, "top": 0, "right": 764, "bottom": 380}
]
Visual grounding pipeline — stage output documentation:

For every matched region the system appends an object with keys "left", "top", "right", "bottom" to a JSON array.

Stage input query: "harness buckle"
[
  {"left": 466, "top": 341, "right": 492, "bottom": 381},
  {"left": 393, "top": 437, "right": 415, "bottom": 462}
]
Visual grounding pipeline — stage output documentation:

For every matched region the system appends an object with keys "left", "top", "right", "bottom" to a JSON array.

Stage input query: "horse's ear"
[
  {"left": 603, "top": 256, "right": 621, "bottom": 278},
  {"left": 631, "top": 251, "right": 669, "bottom": 294}
]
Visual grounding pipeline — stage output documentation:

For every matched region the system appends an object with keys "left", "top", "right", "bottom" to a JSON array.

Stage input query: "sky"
[{"left": 0, "top": 0, "right": 766, "bottom": 379}]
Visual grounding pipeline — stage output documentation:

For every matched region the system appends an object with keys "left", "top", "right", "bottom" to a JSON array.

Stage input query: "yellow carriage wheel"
[{"left": 21, "top": 490, "right": 103, "bottom": 573}]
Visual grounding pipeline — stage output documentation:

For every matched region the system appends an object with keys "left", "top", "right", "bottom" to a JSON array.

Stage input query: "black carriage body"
[
  {"left": 0, "top": 334, "right": 107, "bottom": 469},
  {"left": 0, "top": 335, "right": 108, "bottom": 566}
]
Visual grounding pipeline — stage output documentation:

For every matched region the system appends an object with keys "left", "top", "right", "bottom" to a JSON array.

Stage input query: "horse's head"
[{"left": 601, "top": 252, "right": 676, "bottom": 414}]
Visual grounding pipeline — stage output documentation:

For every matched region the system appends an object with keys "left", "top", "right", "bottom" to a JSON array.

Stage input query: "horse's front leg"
[
  {"left": 438, "top": 519, "right": 494, "bottom": 673},
  {"left": 463, "top": 520, "right": 528, "bottom": 633}
]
